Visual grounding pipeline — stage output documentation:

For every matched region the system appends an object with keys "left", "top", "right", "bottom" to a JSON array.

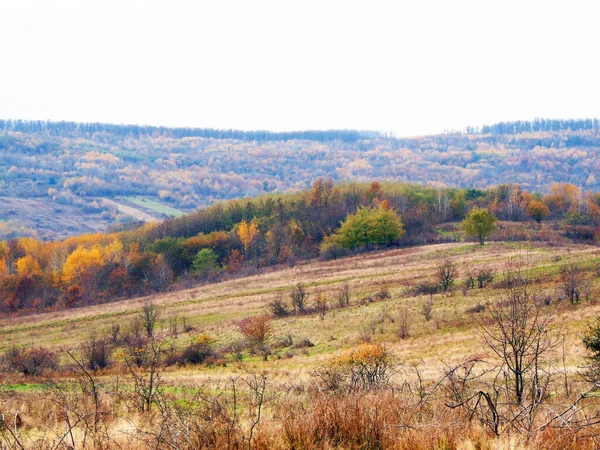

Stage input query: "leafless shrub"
[
  {"left": 466, "top": 303, "right": 486, "bottom": 314},
  {"left": 82, "top": 333, "right": 111, "bottom": 371},
  {"left": 290, "top": 283, "right": 309, "bottom": 314},
  {"left": 464, "top": 264, "right": 476, "bottom": 290},
  {"left": 397, "top": 305, "right": 411, "bottom": 339},
  {"left": 476, "top": 266, "right": 495, "bottom": 288},
  {"left": 413, "top": 281, "right": 440, "bottom": 297},
  {"left": 270, "top": 293, "right": 289, "bottom": 317},
  {"left": 108, "top": 323, "right": 120, "bottom": 345},
  {"left": 336, "top": 282, "right": 351, "bottom": 307},
  {"left": 168, "top": 315, "right": 179, "bottom": 336},
  {"left": 421, "top": 297, "right": 434, "bottom": 321},
  {"left": 134, "top": 372, "right": 269, "bottom": 450},
  {"left": 120, "top": 338, "right": 165, "bottom": 412},
  {"left": 374, "top": 287, "right": 390, "bottom": 300},
  {"left": 2, "top": 346, "right": 58, "bottom": 376},
  {"left": 292, "top": 338, "right": 315, "bottom": 349}
]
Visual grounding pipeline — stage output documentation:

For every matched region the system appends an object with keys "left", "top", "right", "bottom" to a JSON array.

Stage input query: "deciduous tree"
[{"left": 462, "top": 207, "right": 497, "bottom": 245}]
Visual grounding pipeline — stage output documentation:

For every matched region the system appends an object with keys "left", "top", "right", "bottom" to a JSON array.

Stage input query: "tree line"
[
  {"left": 467, "top": 118, "right": 600, "bottom": 135},
  {"left": 0, "top": 119, "right": 381, "bottom": 143}
]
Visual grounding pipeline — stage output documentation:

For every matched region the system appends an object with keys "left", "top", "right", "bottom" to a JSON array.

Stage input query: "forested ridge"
[
  {"left": 1, "top": 117, "right": 600, "bottom": 239},
  {"left": 1, "top": 179, "right": 600, "bottom": 316}
]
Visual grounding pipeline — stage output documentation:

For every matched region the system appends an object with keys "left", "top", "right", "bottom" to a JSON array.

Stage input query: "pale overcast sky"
[{"left": 1, "top": 0, "right": 598, "bottom": 136}]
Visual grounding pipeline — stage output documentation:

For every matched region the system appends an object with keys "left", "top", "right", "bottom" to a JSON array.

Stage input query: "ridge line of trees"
[
  {"left": 0, "top": 119, "right": 385, "bottom": 143},
  {"left": 465, "top": 118, "right": 600, "bottom": 135}
]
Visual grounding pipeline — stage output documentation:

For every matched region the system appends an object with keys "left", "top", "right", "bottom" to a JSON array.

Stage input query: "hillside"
[
  {"left": 2, "top": 240, "right": 600, "bottom": 448},
  {"left": 1, "top": 118, "right": 599, "bottom": 239},
  {"left": 2, "top": 179, "right": 600, "bottom": 318}
]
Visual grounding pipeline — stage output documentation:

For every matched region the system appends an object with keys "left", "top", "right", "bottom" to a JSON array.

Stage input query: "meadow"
[{"left": 2, "top": 238, "right": 600, "bottom": 448}]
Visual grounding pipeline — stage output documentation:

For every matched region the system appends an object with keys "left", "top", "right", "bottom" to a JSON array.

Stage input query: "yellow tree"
[
  {"left": 62, "top": 246, "right": 105, "bottom": 283},
  {"left": 237, "top": 219, "right": 260, "bottom": 254},
  {"left": 103, "top": 239, "right": 124, "bottom": 263},
  {"left": 0, "top": 258, "right": 7, "bottom": 278},
  {"left": 16, "top": 255, "right": 42, "bottom": 277}
]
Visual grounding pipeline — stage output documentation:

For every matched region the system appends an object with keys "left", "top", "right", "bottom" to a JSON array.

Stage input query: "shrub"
[
  {"left": 2, "top": 346, "right": 58, "bottom": 376},
  {"left": 336, "top": 282, "right": 351, "bottom": 308},
  {"left": 314, "top": 342, "right": 395, "bottom": 391},
  {"left": 139, "top": 300, "right": 160, "bottom": 337},
  {"left": 466, "top": 303, "right": 486, "bottom": 314},
  {"left": 237, "top": 315, "right": 273, "bottom": 357},
  {"left": 374, "top": 287, "right": 390, "bottom": 300},
  {"left": 290, "top": 283, "right": 309, "bottom": 314},
  {"left": 397, "top": 305, "right": 411, "bottom": 339},
  {"left": 320, "top": 239, "right": 353, "bottom": 261},
  {"left": 421, "top": 297, "right": 434, "bottom": 321},
  {"left": 582, "top": 317, "right": 600, "bottom": 382},
  {"left": 293, "top": 338, "right": 315, "bottom": 349},
  {"left": 82, "top": 333, "right": 111, "bottom": 370},
  {"left": 476, "top": 267, "right": 495, "bottom": 288},
  {"left": 413, "top": 281, "right": 440, "bottom": 297},
  {"left": 314, "top": 291, "right": 328, "bottom": 320},
  {"left": 181, "top": 333, "right": 217, "bottom": 365},
  {"left": 270, "top": 295, "right": 290, "bottom": 317}
]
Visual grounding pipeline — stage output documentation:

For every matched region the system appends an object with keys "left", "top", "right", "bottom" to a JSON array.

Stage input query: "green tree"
[
  {"left": 192, "top": 248, "right": 219, "bottom": 277},
  {"left": 333, "top": 206, "right": 405, "bottom": 249},
  {"left": 462, "top": 207, "right": 497, "bottom": 245}
]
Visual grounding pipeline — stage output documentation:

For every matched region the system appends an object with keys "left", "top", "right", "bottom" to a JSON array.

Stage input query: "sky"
[{"left": 1, "top": 0, "right": 599, "bottom": 136}]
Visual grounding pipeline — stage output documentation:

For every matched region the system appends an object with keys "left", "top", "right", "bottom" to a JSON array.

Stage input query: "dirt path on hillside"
[{"left": 102, "top": 199, "right": 161, "bottom": 222}]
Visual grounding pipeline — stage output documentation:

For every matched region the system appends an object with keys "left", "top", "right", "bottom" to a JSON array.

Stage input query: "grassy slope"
[
  {"left": 122, "top": 196, "right": 185, "bottom": 217},
  {"left": 2, "top": 240, "right": 600, "bottom": 387}
]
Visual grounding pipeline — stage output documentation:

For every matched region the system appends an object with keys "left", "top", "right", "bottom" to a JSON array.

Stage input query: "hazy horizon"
[{"left": 2, "top": 0, "right": 599, "bottom": 136}]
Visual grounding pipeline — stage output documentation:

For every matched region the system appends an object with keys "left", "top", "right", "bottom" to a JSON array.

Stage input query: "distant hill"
[{"left": 0, "top": 118, "right": 598, "bottom": 238}]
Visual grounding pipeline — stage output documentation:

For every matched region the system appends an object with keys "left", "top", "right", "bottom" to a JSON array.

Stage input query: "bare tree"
[
  {"left": 560, "top": 263, "right": 584, "bottom": 304},
  {"left": 139, "top": 300, "right": 160, "bottom": 337},
  {"left": 479, "top": 262, "right": 561, "bottom": 405},
  {"left": 437, "top": 259, "right": 458, "bottom": 292},
  {"left": 122, "top": 339, "right": 164, "bottom": 412}
]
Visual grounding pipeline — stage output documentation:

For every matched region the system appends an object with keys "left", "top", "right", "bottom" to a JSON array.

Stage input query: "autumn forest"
[{"left": 1, "top": 118, "right": 600, "bottom": 239}]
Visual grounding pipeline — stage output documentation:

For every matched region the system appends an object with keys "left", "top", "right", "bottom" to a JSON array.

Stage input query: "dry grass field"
[{"left": 2, "top": 240, "right": 600, "bottom": 448}]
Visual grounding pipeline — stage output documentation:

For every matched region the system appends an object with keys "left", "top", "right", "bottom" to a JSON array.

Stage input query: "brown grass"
[{"left": 2, "top": 241, "right": 600, "bottom": 448}]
